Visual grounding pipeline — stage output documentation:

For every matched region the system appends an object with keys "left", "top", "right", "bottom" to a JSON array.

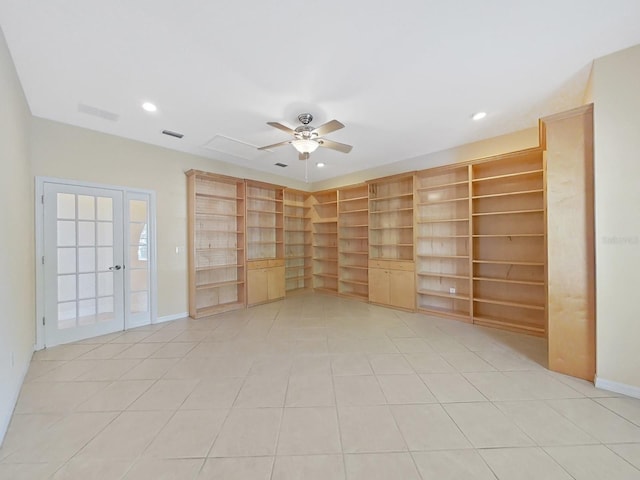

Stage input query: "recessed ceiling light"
[
  {"left": 142, "top": 102, "right": 157, "bottom": 112},
  {"left": 316, "top": 162, "right": 325, "bottom": 168},
  {"left": 472, "top": 111, "right": 487, "bottom": 121}
]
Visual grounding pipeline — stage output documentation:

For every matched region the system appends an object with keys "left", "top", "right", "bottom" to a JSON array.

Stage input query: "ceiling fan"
[{"left": 258, "top": 113, "right": 353, "bottom": 160}]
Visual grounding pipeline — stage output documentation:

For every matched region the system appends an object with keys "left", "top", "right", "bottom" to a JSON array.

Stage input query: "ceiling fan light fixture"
[{"left": 291, "top": 139, "right": 319, "bottom": 154}]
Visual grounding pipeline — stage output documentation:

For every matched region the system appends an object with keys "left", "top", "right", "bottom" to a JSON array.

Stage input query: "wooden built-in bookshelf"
[
  {"left": 186, "top": 170, "right": 246, "bottom": 318},
  {"left": 311, "top": 189, "right": 339, "bottom": 294},
  {"left": 415, "top": 165, "right": 472, "bottom": 320},
  {"left": 284, "top": 189, "right": 312, "bottom": 292},
  {"left": 338, "top": 184, "right": 369, "bottom": 301},
  {"left": 245, "top": 180, "right": 285, "bottom": 305}
]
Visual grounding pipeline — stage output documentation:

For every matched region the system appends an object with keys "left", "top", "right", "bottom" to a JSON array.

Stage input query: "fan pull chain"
[{"left": 305, "top": 156, "right": 309, "bottom": 183}]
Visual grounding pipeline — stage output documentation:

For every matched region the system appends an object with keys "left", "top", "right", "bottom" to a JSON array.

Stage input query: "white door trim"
[{"left": 35, "top": 176, "right": 158, "bottom": 350}]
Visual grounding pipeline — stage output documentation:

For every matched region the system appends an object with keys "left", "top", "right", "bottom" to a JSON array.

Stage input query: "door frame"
[{"left": 35, "top": 176, "right": 158, "bottom": 350}]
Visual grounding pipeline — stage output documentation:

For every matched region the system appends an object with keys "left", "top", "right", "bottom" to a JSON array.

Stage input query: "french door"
[{"left": 41, "top": 181, "right": 154, "bottom": 347}]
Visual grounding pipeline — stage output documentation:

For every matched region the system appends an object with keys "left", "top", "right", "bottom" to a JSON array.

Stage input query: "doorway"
[{"left": 36, "top": 178, "right": 156, "bottom": 348}]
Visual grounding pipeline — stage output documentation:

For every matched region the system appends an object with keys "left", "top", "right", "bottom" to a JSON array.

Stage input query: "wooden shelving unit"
[
  {"left": 471, "top": 149, "right": 547, "bottom": 336},
  {"left": 415, "top": 165, "right": 472, "bottom": 320},
  {"left": 311, "top": 189, "right": 339, "bottom": 294},
  {"left": 186, "top": 170, "right": 246, "bottom": 318},
  {"left": 284, "top": 189, "right": 312, "bottom": 293},
  {"left": 245, "top": 180, "right": 285, "bottom": 305},
  {"left": 338, "top": 184, "right": 369, "bottom": 301},
  {"left": 368, "top": 174, "right": 415, "bottom": 310}
]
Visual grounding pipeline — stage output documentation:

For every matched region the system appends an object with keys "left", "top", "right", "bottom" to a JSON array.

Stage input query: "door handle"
[{"left": 109, "top": 265, "right": 122, "bottom": 271}]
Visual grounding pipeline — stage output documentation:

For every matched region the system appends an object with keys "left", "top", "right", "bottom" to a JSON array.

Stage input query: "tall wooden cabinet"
[
  {"left": 284, "top": 189, "right": 312, "bottom": 292},
  {"left": 245, "top": 181, "right": 285, "bottom": 306},
  {"left": 415, "top": 166, "right": 472, "bottom": 319},
  {"left": 311, "top": 189, "right": 339, "bottom": 294},
  {"left": 543, "top": 105, "right": 595, "bottom": 380},
  {"left": 186, "top": 171, "right": 246, "bottom": 318},
  {"left": 368, "top": 174, "right": 415, "bottom": 310},
  {"left": 338, "top": 184, "right": 369, "bottom": 301}
]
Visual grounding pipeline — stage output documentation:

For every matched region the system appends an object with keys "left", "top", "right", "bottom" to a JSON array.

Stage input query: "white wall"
[
  {"left": 30, "top": 118, "right": 307, "bottom": 318},
  {"left": 0, "top": 27, "right": 35, "bottom": 444},
  {"left": 592, "top": 44, "right": 640, "bottom": 394}
]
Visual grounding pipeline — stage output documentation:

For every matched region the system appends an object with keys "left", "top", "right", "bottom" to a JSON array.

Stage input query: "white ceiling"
[{"left": 2, "top": 1, "right": 640, "bottom": 183}]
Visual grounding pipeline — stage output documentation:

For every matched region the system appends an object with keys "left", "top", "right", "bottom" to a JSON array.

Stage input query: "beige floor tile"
[
  {"left": 0, "top": 413, "right": 63, "bottom": 460},
  {"left": 423, "top": 335, "right": 470, "bottom": 354},
  {"left": 114, "top": 342, "right": 164, "bottom": 359},
  {"left": 248, "top": 355, "right": 293, "bottom": 375},
  {"left": 475, "top": 350, "right": 543, "bottom": 371},
  {"left": 545, "top": 445, "right": 640, "bottom": 480},
  {"left": 480, "top": 447, "right": 573, "bottom": 479},
  {"left": 597, "top": 397, "right": 640, "bottom": 426},
  {"left": 77, "top": 411, "right": 172, "bottom": 460},
  {"left": 15, "top": 381, "right": 106, "bottom": 414},
  {"left": 285, "top": 375, "right": 334, "bottom": 407},
  {"left": 463, "top": 371, "right": 535, "bottom": 401},
  {"left": 50, "top": 458, "right": 132, "bottom": 480},
  {"left": 127, "top": 379, "right": 200, "bottom": 411},
  {"left": 377, "top": 374, "right": 436, "bottom": 404},
  {"left": 608, "top": 443, "right": 640, "bottom": 470},
  {"left": 331, "top": 355, "right": 373, "bottom": 376},
  {"left": 368, "top": 354, "right": 414, "bottom": 374},
  {"left": 0, "top": 462, "right": 61, "bottom": 480},
  {"left": 420, "top": 373, "right": 487, "bottom": 403},
  {"left": 547, "top": 398, "right": 640, "bottom": 443},
  {"left": 75, "top": 359, "right": 142, "bottom": 381},
  {"left": 197, "top": 457, "right": 273, "bottom": 480},
  {"left": 78, "top": 343, "right": 131, "bottom": 360},
  {"left": 151, "top": 342, "right": 197, "bottom": 358},
  {"left": 77, "top": 380, "right": 155, "bottom": 412},
  {"left": 233, "top": 375, "right": 288, "bottom": 408},
  {"left": 391, "top": 338, "right": 433, "bottom": 353},
  {"left": 109, "top": 331, "right": 154, "bottom": 343},
  {"left": 180, "top": 377, "right": 244, "bottom": 410},
  {"left": 503, "top": 371, "right": 584, "bottom": 399},
  {"left": 139, "top": 330, "right": 183, "bottom": 343},
  {"left": 358, "top": 337, "right": 399, "bottom": 354},
  {"left": 391, "top": 404, "right": 471, "bottom": 451},
  {"left": 118, "top": 357, "right": 179, "bottom": 380},
  {"left": 33, "top": 344, "right": 97, "bottom": 361},
  {"left": 338, "top": 405, "right": 406, "bottom": 453},
  {"left": 271, "top": 455, "right": 345, "bottom": 480},
  {"left": 444, "top": 402, "right": 534, "bottom": 448},
  {"left": 277, "top": 407, "right": 341, "bottom": 455},
  {"left": 290, "top": 355, "right": 332, "bottom": 375},
  {"left": 23, "top": 360, "right": 66, "bottom": 382},
  {"left": 545, "top": 371, "right": 621, "bottom": 398},
  {"left": 209, "top": 408, "right": 282, "bottom": 457},
  {"left": 122, "top": 458, "right": 204, "bottom": 480},
  {"left": 495, "top": 400, "right": 598, "bottom": 446},
  {"left": 30, "top": 359, "right": 101, "bottom": 382},
  {"left": 344, "top": 452, "right": 420, "bottom": 480},
  {"left": 172, "top": 330, "right": 213, "bottom": 342},
  {"left": 184, "top": 342, "right": 228, "bottom": 358},
  {"left": 5, "top": 412, "right": 117, "bottom": 463},
  {"left": 333, "top": 376, "right": 386, "bottom": 406},
  {"left": 412, "top": 449, "right": 496, "bottom": 480},
  {"left": 441, "top": 351, "right": 497, "bottom": 372},
  {"left": 144, "top": 409, "right": 228, "bottom": 458},
  {"left": 404, "top": 352, "right": 455, "bottom": 373}
]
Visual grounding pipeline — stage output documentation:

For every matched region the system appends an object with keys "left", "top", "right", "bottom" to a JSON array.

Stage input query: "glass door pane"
[{"left": 126, "top": 194, "right": 152, "bottom": 328}]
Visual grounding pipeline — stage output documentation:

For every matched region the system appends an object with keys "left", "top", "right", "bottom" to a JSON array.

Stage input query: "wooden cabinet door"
[
  {"left": 267, "top": 266, "right": 285, "bottom": 300},
  {"left": 389, "top": 269, "right": 415, "bottom": 310},
  {"left": 368, "top": 268, "right": 390, "bottom": 305},
  {"left": 247, "top": 268, "right": 268, "bottom": 305}
]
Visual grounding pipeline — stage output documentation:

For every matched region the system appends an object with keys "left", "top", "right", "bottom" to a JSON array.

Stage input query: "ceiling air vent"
[
  {"left": 162, "top": 130, "right": 184, "bottom": 139},
  {"left": 274, "top": 162, "right": 288, "bottom": 168},
  {"left": 77, "top": 103, "right": 119, "bottom": 121}
]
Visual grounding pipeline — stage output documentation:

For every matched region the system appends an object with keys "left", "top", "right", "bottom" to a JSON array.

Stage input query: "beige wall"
[
  {"left": 592, "top": 44, "right": 640, "bottom": 392},
  {"left": 311, "top": 127, "right": 540, "bottom": 191},
  {"left": 30, "top": 118, "right": 306, "bottom": 318},
  {"left": 0, "top": 27, "right": 34, "bottom": 444}
]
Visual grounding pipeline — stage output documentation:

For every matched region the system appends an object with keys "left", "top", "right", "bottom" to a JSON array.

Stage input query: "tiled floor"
[{"left": 2, "top": 292, "right": 640, "bottom": 479}]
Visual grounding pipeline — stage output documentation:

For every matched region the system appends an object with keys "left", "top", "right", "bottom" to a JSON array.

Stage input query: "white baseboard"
[
  {"left": 595, "top": 376, "right": 640, "bottom": 399},
  {"left": 155, "top": 312, "right": 188, "bottom": 324}
]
